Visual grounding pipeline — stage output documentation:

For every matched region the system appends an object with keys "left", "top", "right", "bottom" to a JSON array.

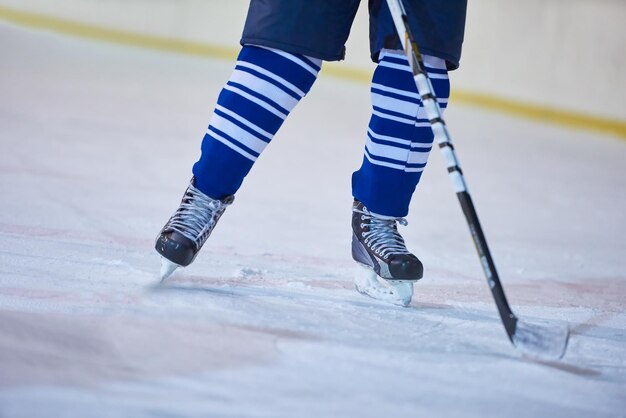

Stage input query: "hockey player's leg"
[
  {"left": 351, "top": 50, "right": 450, "bottom": 305},
  {"left": 156, "top": 46, "right": 322, "bottom": 280}
]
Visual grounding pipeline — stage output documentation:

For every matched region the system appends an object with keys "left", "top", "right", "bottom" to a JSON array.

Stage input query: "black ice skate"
[
  {"left": 351, "top": 199, "right": 422, "bottom": 306},
  {"left": 155, "top": 178, "right": 233, "bottom": 281}
]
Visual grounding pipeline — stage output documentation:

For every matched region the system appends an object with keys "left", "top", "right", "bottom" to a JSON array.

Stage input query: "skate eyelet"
[
  {"left": 360, "top": 223, "right": 364, "bottom": 228},
  {"left": 361, "top": 215, "right": 365, "bottom": 220}
]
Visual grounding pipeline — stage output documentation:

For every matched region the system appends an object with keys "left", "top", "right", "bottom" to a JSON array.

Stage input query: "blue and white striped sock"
[
  {"left": 193, "top": 45, "right": 322, "bottom": 199},
  {"left": 352, "top": 50, "right": 450, "bottom": 217}
]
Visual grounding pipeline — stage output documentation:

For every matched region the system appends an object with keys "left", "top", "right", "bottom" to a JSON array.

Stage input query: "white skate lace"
[
  {"left": 164, "top": 183, "right": 230, "bottom": 250},
  {"left": 354, "top": 207, "right": 411, "bottom": 259}
]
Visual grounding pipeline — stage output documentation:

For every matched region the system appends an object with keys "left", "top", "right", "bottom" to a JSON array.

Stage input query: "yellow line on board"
[
  {"left": 1, "top": 5, "right": 625, "bottom": 140},
  {"left": 309, "top": 64, "right": 626, "bottom": 140},
  {"left": 322, "top": 64, "right": 373, "bottom": 84},
  {"left": 0, "top": 5, "right": 238, "bottom": 61},
  {"left": 450, "top": 91, "right": 626, "bottom": 140}
]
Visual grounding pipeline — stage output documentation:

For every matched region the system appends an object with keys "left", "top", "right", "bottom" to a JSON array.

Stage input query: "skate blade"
[
  {"left": 354, "top": 264, "right": 413, "bottom": 307},
  {"left": 159, "top": 258, "right": 180, "bottom": 282}
]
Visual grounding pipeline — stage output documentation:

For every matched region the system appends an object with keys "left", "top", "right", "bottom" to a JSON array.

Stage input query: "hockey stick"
[{"left": 384, "top": 0, "right": 569, "bottom": 360}]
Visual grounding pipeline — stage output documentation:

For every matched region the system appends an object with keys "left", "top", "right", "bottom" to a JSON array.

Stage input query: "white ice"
[{"left": 0, "top": 23, "right": 625, "bottom": 418}]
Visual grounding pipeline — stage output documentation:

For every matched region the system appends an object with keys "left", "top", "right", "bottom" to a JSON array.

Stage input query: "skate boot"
[
  {"left": 155, "top": 178, "right": 233, "bottom": 281},
  {"left": 351, "top": 199, "right": 423, "bottom": 306}
]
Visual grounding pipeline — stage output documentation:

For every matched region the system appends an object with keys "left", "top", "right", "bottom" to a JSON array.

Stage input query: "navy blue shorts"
[{"left": 240, "top": 0, "right": 467, "bottom": 70}]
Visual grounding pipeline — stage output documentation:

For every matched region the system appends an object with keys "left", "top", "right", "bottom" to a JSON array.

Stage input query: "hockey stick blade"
[{"left": 512, "top": 319, "right": 570, "bottom": 360}]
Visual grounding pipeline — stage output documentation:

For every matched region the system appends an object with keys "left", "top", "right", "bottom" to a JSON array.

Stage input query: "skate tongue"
[
  {"left": 512, "top": 320, "right": 570, "bottom": 360},
  {"left": 370, "top": 211, "right": 408, "bottom": 226},
  {"left": 370, "top": 212, "right": 396, "bottom": 220}
]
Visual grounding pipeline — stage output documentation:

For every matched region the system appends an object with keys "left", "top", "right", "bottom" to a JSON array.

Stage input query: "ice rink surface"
[{"left": 0, "top": 23, "right": 625, "bottom": 417}]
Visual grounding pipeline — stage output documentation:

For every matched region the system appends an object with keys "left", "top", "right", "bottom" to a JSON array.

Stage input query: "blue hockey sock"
[
  {"left": 352, "top": 50, "right": 451, "bottom": 217},
  {"left": 192, "top": 45, "right": 322, "bottom": 199}
]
